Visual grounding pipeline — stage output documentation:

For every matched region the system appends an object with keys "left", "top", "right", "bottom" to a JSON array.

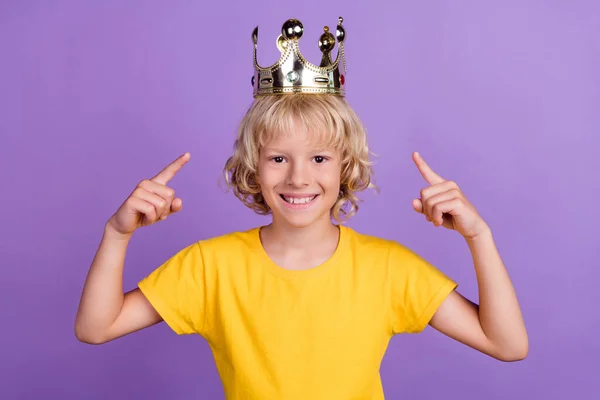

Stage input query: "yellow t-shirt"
[{"left": 138, "top": 225, "right": 457, "bottom": 399}]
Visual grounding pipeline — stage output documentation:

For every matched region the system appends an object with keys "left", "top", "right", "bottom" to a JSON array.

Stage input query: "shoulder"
[
  {"left": 159, "top": 228, "right": 259, "bottom": 273},
  {"left": 344, "top": 225, "right": 400, "bottom": 250},
  {"left": 343, "top": 226, "right": 419, "bottom": 261},
  {"left": 196, "top": 227, "right": 260, "bottom": 255},
  {"left": 343, "top": 226, "right": 404, "bottom": 257}
]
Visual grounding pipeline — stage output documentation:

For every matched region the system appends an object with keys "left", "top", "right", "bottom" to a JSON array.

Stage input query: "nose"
[{"left": 286, "top": 160, "right": 310, "bottom": 188}]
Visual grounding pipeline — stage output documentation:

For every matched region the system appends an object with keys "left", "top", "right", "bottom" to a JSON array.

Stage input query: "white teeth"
[{"left": 284, "top": 196, "right": 316, "bottom": 204}]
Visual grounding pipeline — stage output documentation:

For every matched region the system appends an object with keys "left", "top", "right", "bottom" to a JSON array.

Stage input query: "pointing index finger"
[
  {"left": 413, "top": 151, "right": 444, "bottom": 185},
  {"left": 152, "top": 152, "right": 190, "bottom": 185}
]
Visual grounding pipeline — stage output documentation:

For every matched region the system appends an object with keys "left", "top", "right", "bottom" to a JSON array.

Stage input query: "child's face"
[{"left": 257, "top": 125, "right": 342, "bottom": 228}]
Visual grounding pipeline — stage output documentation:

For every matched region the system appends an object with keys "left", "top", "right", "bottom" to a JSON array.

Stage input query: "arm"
[
  {"left": 411, "top": 151, "right": 527, "bottom": 361},
  {"left": 74, "top": 223, "right": 162, "bottom": 344},
  {"left": 429, "top": 228, "right": 528, "bottom": 361},
  {"left": 75, "top": 152, "right": 190, "bottom": 344}
]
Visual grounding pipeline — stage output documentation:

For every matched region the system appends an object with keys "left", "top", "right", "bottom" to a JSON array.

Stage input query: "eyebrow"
[
  {"left": 262, "top": 147, "right": 286, "bottom": 153},
  {"left": 263, "top": 147, "right": 335, "bottom": 153}
]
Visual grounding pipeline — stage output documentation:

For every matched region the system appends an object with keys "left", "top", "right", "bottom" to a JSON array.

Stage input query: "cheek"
[
  {"left": 319, "top": 166, "right": 342, "bottom": 190},
  {"left": 324, "top": 175, "right": 341, "bottom": 189},
  {"left": 257, "top": 164, "right": 282, "bottom": 190}
]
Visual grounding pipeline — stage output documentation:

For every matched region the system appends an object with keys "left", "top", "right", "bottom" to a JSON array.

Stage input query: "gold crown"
[{"left": 251, "top": 17, "right": 347, "bottom": 97}]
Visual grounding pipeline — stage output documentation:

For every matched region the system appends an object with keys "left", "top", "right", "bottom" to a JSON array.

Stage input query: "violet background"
[{"left": 1, "top": 1, "right": 598, "bottom": 399}]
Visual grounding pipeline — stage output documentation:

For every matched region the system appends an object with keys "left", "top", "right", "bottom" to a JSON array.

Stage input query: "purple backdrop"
[{"left": 1, "top": 1, "right": 598, "bottom": 399}]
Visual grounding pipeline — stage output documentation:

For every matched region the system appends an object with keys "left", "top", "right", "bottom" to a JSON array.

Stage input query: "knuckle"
[{"left": 144, "top": 205, "right": 156, "bottom": 218}]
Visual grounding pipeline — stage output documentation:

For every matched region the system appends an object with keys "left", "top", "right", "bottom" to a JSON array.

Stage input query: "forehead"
[
  {"left": 263, "top": 129, "right": 328, "bottom": 149},
  {"left": 260, "top": 117, "right": 342, "bottom": 151}
]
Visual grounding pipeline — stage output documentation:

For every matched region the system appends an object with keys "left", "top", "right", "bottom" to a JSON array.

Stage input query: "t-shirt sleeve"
[
  {"left": 388, "top": 242, "right": 458, "bottom": 334},
  {"left": 138, "top": 241, "right": 207, "bottom": 336}
]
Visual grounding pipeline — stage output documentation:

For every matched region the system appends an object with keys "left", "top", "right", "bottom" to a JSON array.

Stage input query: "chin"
[{"left": 277, "top": 214, "right": 326, "bottom": 228}]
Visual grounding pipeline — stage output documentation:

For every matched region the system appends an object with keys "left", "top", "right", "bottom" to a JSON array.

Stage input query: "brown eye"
[
  {"left": 272, "top": 156, "right": 285, "bottom": 163},
  {"left": 314, "top": 156, "right": 326, "bottom": 163}
]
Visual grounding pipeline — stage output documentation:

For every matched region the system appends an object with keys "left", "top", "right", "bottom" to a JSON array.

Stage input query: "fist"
[
  {"left": 411, "top": 152, "right": 489, "bottom": 239},
  {"left": 107, "top": 152, "right": 190, "bottom": 236}
]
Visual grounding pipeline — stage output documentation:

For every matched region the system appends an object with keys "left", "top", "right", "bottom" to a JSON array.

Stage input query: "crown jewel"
[{"left": 251, "top": 17, "right": 347, "bottom": 98}]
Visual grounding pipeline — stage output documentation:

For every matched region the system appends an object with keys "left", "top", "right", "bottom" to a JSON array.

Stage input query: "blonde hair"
[{"left": 223, "top": 94, "right": 377, "bottom": 222}]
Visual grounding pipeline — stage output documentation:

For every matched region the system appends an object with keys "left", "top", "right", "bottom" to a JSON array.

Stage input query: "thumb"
[
  {"left": 170, "top": 197, "right": 184, "bottom": 213},
  {"left": 412, "top": 198, "right": 424, "bottom": 214}
]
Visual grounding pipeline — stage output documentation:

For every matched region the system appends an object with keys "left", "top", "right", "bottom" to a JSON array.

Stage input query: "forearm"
[
  {"left": 75, "top": 222, "right": 131, "bottom": 342},
  {"left": 466, "top": 228, "right": 528, "bottom": 358}
]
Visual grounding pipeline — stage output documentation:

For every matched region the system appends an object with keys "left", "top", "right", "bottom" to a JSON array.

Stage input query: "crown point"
[
  {"left": 282, "top": 19, "right": 304, "bottom": 40},
  {"left": 318, "top": 30, "right": 335, "bottom": 53},
  {"left": 276, "top": 34, "right": 288, "bottom": 53},
  {"left": 336, "top": 25, "right": 345, "bottom": 43}
]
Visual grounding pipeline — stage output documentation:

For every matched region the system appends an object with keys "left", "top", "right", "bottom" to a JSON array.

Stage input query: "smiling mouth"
[{"left": 279, "top": 194, "right": 319, "bottom": 205}]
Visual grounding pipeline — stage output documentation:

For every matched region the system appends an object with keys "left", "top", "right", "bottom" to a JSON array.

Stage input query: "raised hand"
[
  {"left": 411, "top": 152, "right": 489, "bottom": 239},
  {"left": 107, "top": 152, "right": 191, "bottom": 236}
]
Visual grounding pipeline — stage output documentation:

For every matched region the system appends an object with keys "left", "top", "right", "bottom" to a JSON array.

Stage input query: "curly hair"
[{"left": 223, "top": 94, "right": 377, "bottom": 222}]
